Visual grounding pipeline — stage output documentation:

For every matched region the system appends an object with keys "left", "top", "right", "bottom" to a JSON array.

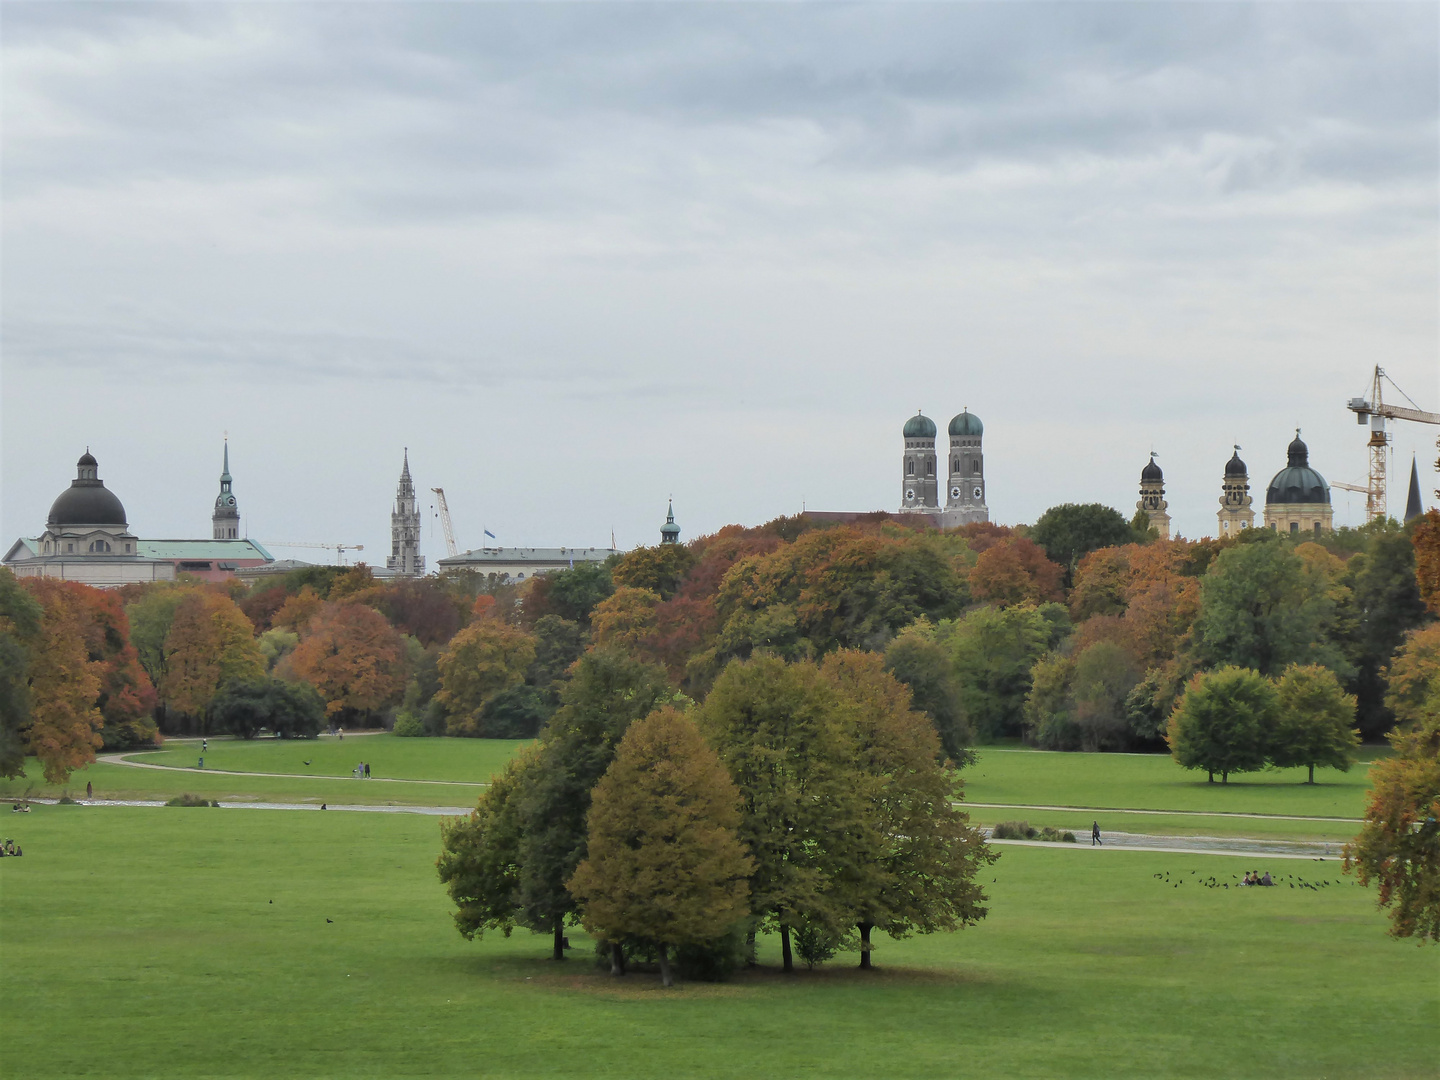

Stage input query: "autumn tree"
[
  {"left": 125, "top": 584, "right": 189, "bottom": 698},
  {"left": 1384, "top": 624, "right": 1440, "bottom": 730},
  {"left": 1069, "top": 641, "right": 1141, "bottom": 752},
  {"left": 696, "top": 655, "right": 860, "bottom": 972},
  {"left": 1345, "top": 708, "right": 1440, "bottom": 941},
  {"left": 816, "top": 652, "right": 994, "bottom": 968},
  {"left": 22, "top": 580, "right": 104, "bottom": 782},
  {"left": 1270, "top": 664, "right": 1359, "bottom": 784},
  {"left": 289, "top": 601, "right": 407, "bottom": 724},
  {"left": 567, "top": 707, "right": 753, "bottom": 986},
  {"left": 368, "top": 577, "right": 466, "bottom": 647},
  {"left": 273, "top": 586, "right": 324, "bottom": 632},
  {"left": 0, "top": 570, "right": 41, "bottom": 778},
  {"left": 968, "top": 537, "right": 1064, "bottom": 608},
  {"left": 161, "top": 590, "right": 266, "bottom": 730},
  {"left": 611, "top": 543, "right": 698, "bottom": 601},
  {"left": 524, "top": 562, "right": 615, "bottom": 626},
  {"left": 590, "top": 587, "right": 661, "bottom": 650},
  {"left": 72, "top": 586, "right": 157, "bottom": 749},
  {"left": 1411, "top": 509, "right": 1440, "bottom": 615},
  {"left": 1030, "top": 502, "right": 1137, "bottom": 582},
  {"left": 515, "top": 649, "right": 674, "bottom": 959},
  {"left": 435, "top": 621, "right": 537, "bottom": 736},
  {"left": 1167, "top": 667, "right": 1277, "bottom": 783}
]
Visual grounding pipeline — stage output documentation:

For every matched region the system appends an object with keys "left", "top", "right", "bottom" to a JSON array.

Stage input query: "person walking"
[
  {"left": 86, "top": 781, "right": 93, "bottom": 801},
  {"left": 202, "top": 737, "right": 208, "bottom": 753},
  {"left": 1091, "top": 821, "right": 1102, "bottom": 846}
]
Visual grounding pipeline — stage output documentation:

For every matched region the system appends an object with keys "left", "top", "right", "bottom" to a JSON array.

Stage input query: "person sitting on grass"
[
  {"left": 1243, "top": 871, "right": 1254, "bottom": 886},
  {"left": 1261, "top": 871, "right": 1273, "bottom": 886}
]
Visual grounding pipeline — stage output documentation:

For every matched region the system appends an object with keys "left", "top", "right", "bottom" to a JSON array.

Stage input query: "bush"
[
  {"left": 991, "top": 820, "right": 1034, "bottom": 840},
  {"left": 165, "top": 793, "right": 219, "bottom": 807},
  {"left": 793, "top": 919, "right": 842, "bottom": 970},
  {"left": 391, "top": 711, "right": 425, "bottom": 738}
]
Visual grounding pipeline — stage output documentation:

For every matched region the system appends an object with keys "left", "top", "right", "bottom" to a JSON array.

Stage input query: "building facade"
[
  {"left": 436, "top": 546, "right": 618, "bottom": 582},
  {"left": 1136, "top": 453, "right": 1171, "bottom": 540},
  {"left": 387, "top": 450, "right": 425, "bottom": 577},
  {"left": 1263, "top": 432, "right": 1333, "bottom": 536}
]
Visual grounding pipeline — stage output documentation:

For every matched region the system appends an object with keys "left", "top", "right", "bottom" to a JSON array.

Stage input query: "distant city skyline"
[{"left": 4, "top": 5, "right": 1436, "bottom": 558}]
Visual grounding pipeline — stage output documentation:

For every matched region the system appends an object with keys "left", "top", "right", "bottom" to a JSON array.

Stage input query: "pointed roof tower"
[
  {"left": 212, "top": 438, "right": 240, "bottom": 539},
  {"left": 1405, "top": 456, "right": 1424, "bottom": 522},
  {"left": 660, "top": 499, "right": 681, "bottom": 545}
]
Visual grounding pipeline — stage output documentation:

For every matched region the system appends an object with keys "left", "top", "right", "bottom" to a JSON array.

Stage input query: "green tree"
[
  {"left": 515, "top": 649, "right": 674, "bottom": 960},
  {"left": 209, "top": 677, "right": 326, "bottom": 739},
  {"left": 1386, "top": 624, "right": 1440, "bottom": 729},
  {"left": 0, "top": 570, "right": 42, "bottom": 778},
  {"left": 695, "top": 654, "right": 859, "bottom": 972},
  {"left": 611, "top": 544, "right": 698, "bottom": 602},
  {"left": 1339, "top": 529, "right": 1428, "bottom": 738},
  {"left": 567, "top": 706, "right": 753, "bottom": 987},
  {"left": 1070, "top": 641, "right": 1141, "bottom": 752},
  {"left": 125, "top": 584, "right": 188, "bottom": 696},
  {"left": 1271, "top": 664, "right": 1360, "bottom": 784},
  {"left": 817, "top": 651, "right": 994, "bottom": 968},
  {"left": 1167, "top": 666, "right": 1277, "bottom": 783},
  {"left": 945, "top": 604, "right": 1052, "bottom": 740},
  {"left": 883, "top": 621, "right": 974, "bottom": 766},
  {"left": 528, "top": 562, "right": 615, "bottom": 626},
  {"left": 1024, "top": 650, "right": 1079, "bottom": 750},
  {"left": 1194, "top": 541, "right": 1352, "bottom": 679},
  {"left": 1345, "top": 708, "right": 1440, "bottom": 941},
  {"left": 438, "top": 744, "right": 539, "bottom": 941},
  {"left": 1030, "top": 503, "right": 1137, "bottom": 581},
  {"left": 436, "top": 621, "right": 537, "bottom": 736}
]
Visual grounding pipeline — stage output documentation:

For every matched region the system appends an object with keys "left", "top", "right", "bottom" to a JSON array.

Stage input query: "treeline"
[
  {"left": 438, "top": 647, "right": 994, "bottom": 981},
  {"left": 2, "top": 503, "right": 1438, "bottom": 787}
]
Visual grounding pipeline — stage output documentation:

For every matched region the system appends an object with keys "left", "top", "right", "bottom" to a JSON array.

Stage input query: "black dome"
[
  {"left": 1225, "top": 450, "right": 1247, "bottom": 477},
  {"left": 47, "top": 454, "right": 128, "bottom": 528},
  {"left": 1287, "top": 434, "right": 1309, "bottom": 466},
  {"left": 1141, "top": 456, "right": 1163, "bottom": 482}
]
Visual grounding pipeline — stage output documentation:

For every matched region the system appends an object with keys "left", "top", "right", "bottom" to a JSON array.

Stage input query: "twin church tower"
[{"left": 898, "top": 409, "right": 990, "bottom": 527}]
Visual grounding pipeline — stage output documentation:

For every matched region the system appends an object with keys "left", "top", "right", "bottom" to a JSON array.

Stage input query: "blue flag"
[{"left": 484, "top": 529, "right": 496, "bottom": 539}]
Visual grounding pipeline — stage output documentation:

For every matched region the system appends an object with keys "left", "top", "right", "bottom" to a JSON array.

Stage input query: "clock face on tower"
[
  {"left": 905, "top": 489, "right": 915, "bottom": 501},
  {"left": 950, "top": 487, "right": 961, "bottom": 499},
  {"left": 973, "top": 486, "right": 983, "bottom": 500}
]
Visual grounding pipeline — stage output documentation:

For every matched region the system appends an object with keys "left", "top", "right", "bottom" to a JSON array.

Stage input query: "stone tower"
[
  {"left": 660, "top": 499, "right": 680, "bottom": 545},
  {"left": 1137, "top": 452, "right": 1170, "bottom": 540},
  {"left": 212, "top": 440, "right": 240, "bottom": 540},
  {"left": 387, "top": 449, "right": 425, "bottom": 577},
  {"left": 945, "top": 409, "right": 988, "bottom": 523},
  {"left": 900, "top": 412, "right": 939, "bottom": 511},
  {"left": 1217, "top": 446, "right": 1255, "bottom": 536}
]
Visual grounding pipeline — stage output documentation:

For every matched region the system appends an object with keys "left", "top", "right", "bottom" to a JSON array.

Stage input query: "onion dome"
[
  {"left": 660, "top": 499, "right": 680, "bottom": 544},
  {"left": 1266, "top": 431, "right": 1329, "bottom": 506},
  {"left": 948, "top": 410, "right": 983, "bottom": 438},
  {"left": 903, "top": 412, "right": 937, "bottom": 438},
  {"left": 1141, "top": 453, "right": 1163, "bottom": 482},
  {"left": 1225, "top": 447, "right": 1248, "bottom": 477},
  {"left": 47, "top": 451, "right": 128, "bottom": 528}
]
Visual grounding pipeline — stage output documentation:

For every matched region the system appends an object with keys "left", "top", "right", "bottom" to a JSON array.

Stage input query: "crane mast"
[
  {"left": 1346, "top": 366, "right": 1440, "bottom": 520},
  {"left": 431, "top": 488, "right": 459, "bottom": 559}
]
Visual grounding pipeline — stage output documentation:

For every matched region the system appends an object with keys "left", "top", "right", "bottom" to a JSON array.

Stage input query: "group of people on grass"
[
  {"left": 1243, "top": 870, "right": 1274, "bottom": 887},
  {"left": 1, "top": 838, "right": 23, "bottom": 856},
  {"left": 352, "top": 762, "right": 371, "bottom": 779}
]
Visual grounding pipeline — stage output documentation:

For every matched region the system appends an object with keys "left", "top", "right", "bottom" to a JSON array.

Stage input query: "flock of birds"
[{"left": 1151, "top": 867, "right": 1361, "bottom": 891}]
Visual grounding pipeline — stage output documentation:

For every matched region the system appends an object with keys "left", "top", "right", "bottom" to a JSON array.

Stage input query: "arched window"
[
  {"left": 907, "top": 460, "right": 915, "bottom": 477},
  {"left": 1290, "top": 521, "right": 1299, "bottom": 535},
  {"left": 926, "top": 460, "right": 934, "bottom": 476}
]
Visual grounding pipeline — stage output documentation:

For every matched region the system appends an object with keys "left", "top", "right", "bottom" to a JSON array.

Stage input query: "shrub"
[
  {"left": 391, "top": 711, "right": 425, "bottom": 738},
  {"left": 991, "top": 820, "right": 1034, "bottom": 840},
  {"left": 165, "top": 793, "right": 219, "bottom": 807},
  {"left": 793, "top": 919, "right": 842, "bottom": 970}
]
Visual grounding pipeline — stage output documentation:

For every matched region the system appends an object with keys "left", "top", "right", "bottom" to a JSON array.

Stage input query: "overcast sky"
[{"left": 3, "top": 3, "right": 1436, "bottom": 563}]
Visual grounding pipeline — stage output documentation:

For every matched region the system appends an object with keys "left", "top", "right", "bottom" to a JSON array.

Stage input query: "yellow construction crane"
[
  {"left": 1346, "top": 366, "right": 1440, "bottom": 520},
  {"left": 262, "top": 541, "right": 365, "bottom": 565},
  {"left": 431, "top": 488, "right": 459, "bottom": 559}
]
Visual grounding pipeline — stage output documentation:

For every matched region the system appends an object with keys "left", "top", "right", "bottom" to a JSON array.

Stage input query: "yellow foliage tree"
[
  {"left": 161, "top": 591, "right": 264, "bottom": 724},
  {"left": 436, "top": 621, "right": 536, "bottom": 736}
]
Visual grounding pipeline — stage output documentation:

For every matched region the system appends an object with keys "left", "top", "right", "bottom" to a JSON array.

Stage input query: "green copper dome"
[
  {"left": 1265, "top": 433, "right": 1329, "bottom": 506},
  {"left": 948, "top": 410, "right": 983, "bottom": 438},
  {"left": 903, "top": 412, "right": 937, "bottom": 438}
]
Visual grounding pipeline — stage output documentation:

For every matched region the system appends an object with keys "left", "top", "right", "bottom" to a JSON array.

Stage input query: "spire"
[
  {"left": 660, "top": 498, "right": 681, "bottom": 545},
  {"left": 1405, "top": 456, "right": 1424, "bottom": 522},
  {"left": 220, "top": 438, "right": 232, "bottom": 484},
  {"left": 212, "top": 437, "right": 240, "bottom": 539}
]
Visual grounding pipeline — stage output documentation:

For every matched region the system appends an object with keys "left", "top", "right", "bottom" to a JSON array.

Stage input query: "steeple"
[
  {"left": 387, "top": 448, "right": 425, "bottom": 576},
  {"left": 212, "top": 438, "right": 240, "bottom": 540},
  {"left": 1136, "top": 451, "right": 1170, "bottom": 540},
  {"left": 1405, "top": 456, "right": 1424, "bottom": 522},
  {"left": 660, "top": 499, "right": 681, "bottom": 545},
  {"left": 1217, "top": 444, "right": 1255, "bottom": 536}
]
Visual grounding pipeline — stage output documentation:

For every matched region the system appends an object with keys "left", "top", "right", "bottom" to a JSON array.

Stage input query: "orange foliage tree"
[
  {"left": 161, "top": 590, "right": 265, "bottom": 725},
  {"left": 1413, "top": 509, "right": 1440, "bottom": 615},
  {"left": 21, "top": 580, "right": 104, "bottom": 782},
  {"left": 968, "top": 537, "right": 1064, "bottom": 608},
  {"left": 289, "top": 601, "right": 407, "bottom": 722}
]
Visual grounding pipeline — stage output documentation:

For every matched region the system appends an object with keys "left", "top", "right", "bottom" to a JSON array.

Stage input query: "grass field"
[{"left": 1, "top": 804, "right": 1433, "bottom": 1079}]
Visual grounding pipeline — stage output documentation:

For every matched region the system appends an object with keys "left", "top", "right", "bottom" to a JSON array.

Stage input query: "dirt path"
[
  {"left": 965, "top": 801, "right": 1360, "bottom": 824},
  {"left": 104, "top": 752, "right": 490, "bottom": 787}
]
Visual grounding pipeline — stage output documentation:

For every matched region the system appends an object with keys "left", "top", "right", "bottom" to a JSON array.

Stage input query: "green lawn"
[{"left": 1, "top": 805, "right": 1432, "bottom": 1079}]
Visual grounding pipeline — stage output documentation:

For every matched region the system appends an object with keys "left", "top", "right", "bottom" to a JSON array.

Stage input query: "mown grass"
[{"left": 0, "top": 805, "right": 1432, "bottom": 1079}]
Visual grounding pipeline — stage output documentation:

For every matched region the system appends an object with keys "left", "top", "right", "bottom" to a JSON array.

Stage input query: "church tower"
[
  {"left": 1136, "top": 452, "right": 1170, "bottom": 540},
  {"left": 900, "top": 412, "right": 939, "bottom": 511},
  {"left": 945, "top": 409, "right": 988, "bottom": 523},
  {"left": 387, "top": 449, "right": 425, "bottom": 577},
  {"left": 660, "top": 499, "right": 680, "bottom": 545},
  {"left": 1217, "top": 446, "right": 1255, "bottom": 536},
  {"left": 212, "top": 440, "right": 240, "bottom": 540}
]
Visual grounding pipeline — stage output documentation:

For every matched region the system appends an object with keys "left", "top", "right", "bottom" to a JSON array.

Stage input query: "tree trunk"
[
  {"left": 745, "top": 925, "right": 758, "bottom": 967},
  {"left": 657, "top": 943, "right": 673, "bottom": 988},
  {"left": 1222, "top": 770, "right": 1228, "bottom": 784},
  {"left": 552, "top": 917, "right": 565, "bottom": 961},
  {"left": 1308, "top": 764, "right": 1315, "bottom": 785},
  {"left": 1207, "top": 770, "right": 1214, "bottom": 783},
  {"left": 858, "top": 922, "right": 873, "bottom": 970},
  {"left": 780, "top": 923, "right": 794, "bottom": 973},
  {"left": 610, "top": 942, "right": 626, "bottom": 976}
]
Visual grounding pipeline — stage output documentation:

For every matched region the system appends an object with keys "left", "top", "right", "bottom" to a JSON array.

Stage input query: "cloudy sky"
[{"left": 3, "top": 3, "right": 1436, "bottom": 562}]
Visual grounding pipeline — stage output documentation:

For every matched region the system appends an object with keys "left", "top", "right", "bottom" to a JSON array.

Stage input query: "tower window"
[
  {"left": 926, "top": 460, "right": 934, "bottom": 476},
  {"left": 907, "top": 460, "right": 915, "bottom": 477},
  {"left": 1314, "top": 521, "right": 1321, "bottom": 536}
]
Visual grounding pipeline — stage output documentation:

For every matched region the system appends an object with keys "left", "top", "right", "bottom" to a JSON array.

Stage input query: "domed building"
[
  {"left": 1217, "top": 447, "right": 1256, "bottom": 535},
  {"left": 5, "top": 447, "right": 275, "bottom": 587},
  {"left": 900, "top": 411, "right": 939, "bottom": 511},
  {"left": 1136, "top": 453, "right": 1171, "bottom": 540},
  {"left": 1263, "top": 431, "right": 1333, "bottom": 536}
]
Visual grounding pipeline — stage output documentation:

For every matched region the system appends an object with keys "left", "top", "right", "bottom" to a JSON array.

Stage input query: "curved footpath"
[{"left": 106, "top": 752, "right": 490, "bottom": 787}]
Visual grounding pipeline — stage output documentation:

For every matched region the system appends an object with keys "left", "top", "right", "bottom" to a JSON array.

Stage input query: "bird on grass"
[
  {"left": 303, "top": 760, "right": 312, "bottom": 766},
  {"left": 326, "top": 918, "right": 333, "bottom": 923}
]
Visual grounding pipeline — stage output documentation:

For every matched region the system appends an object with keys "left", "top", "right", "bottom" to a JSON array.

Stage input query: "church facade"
[{"left": 899, "top": 409, "right": 989, "bottom": 527}]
